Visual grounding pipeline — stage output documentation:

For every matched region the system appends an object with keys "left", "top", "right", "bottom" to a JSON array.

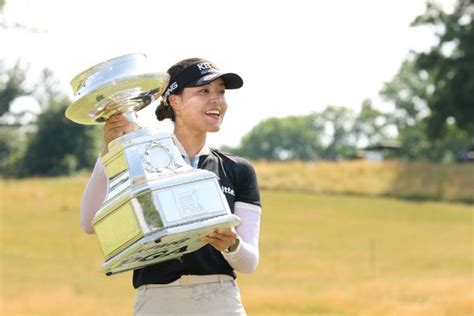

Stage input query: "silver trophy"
[{"left": 66, "top": 53, "right": 240, "bottom": 276}]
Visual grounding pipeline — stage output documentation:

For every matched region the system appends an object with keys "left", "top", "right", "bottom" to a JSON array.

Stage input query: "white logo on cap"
[
  {"left": 168, "top": 82, "right": 178, "bottom": 92},
  {"left": 197, "top": 62, "right": 214, "bottom": 71},
  {"left": 163, "top": 81, "right": 178, "bottom": 101},
  {"left": 201, "top": 73, "right": 219, "bottom": 82}
]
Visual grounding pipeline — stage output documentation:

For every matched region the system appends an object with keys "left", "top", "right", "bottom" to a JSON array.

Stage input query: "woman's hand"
[
  {"left": 103, "top": 114, "right": 135, "bottom": 153},
  {"left": 201, "top": 227, "right": 238, "bottom": 252}
]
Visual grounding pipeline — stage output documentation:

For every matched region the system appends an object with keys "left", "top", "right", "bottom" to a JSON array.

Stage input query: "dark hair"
[{"left": 155, "top": 57, "right": 205, "bottom": 122}]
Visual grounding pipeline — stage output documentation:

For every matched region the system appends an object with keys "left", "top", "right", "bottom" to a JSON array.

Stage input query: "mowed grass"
[{"left": 1, "top": 177, "right": 473, "bottom": 315}]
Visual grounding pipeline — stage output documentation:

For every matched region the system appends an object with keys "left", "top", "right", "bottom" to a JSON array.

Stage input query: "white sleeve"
[
  {"left": 80, "top": 157, "right": 108, "bottom": 234},
  {"left": 222, "top": 201, "right": 261, "bottom": 274}
]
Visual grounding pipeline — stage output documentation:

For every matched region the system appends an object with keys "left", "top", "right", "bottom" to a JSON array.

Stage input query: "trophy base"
[{"left": 102, "top": 214, "right": 240, "bottom": 276}]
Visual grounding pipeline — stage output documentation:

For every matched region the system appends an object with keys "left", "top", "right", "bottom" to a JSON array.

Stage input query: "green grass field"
[{"left": 1, "top": 176, "right": 473, "bottom": 315}]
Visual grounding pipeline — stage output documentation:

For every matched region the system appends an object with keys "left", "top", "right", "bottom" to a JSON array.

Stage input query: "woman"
[{"left": 80, "top": 58, "right": 262, "bottom": 315}]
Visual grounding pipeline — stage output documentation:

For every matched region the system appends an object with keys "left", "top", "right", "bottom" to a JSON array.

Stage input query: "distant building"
[
  {"left": 457, "top": 145, "right": 474, "bottom": 163},
  {"left": 362, "top": 141, "right": 400, "bottom": 161}
]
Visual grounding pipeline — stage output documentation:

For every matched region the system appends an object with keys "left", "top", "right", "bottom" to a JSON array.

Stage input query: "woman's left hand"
[{"left": 201, "top": 227, "right": 238, "bottom": 252}]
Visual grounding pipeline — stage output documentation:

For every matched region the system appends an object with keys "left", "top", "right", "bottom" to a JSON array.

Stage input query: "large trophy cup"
[{"left": 65, "top": 53, "right": 240, "bottom": 276}]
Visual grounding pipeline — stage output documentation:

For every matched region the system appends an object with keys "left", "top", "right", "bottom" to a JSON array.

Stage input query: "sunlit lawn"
[
  {"left": 254, "top": 160, "right": 474, "bottom": 203},
  {"left": 1, "top": 177, "right": 473, "bottom": 315}
]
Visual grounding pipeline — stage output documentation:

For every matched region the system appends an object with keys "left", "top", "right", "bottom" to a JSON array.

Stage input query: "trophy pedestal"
[{"left": 92, "top": 129, "right": 239, "bottom": 275}]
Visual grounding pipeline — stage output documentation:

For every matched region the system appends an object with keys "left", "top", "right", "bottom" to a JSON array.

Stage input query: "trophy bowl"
[
  {"left": 66, "top": 53, "right": 169, "bottom": 124},
  {"left": 66, "top": 54, "right": 241, "bottom": 275}
]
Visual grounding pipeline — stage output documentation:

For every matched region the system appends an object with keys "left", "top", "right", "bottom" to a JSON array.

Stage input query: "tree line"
[
  {"left": 0, "top": 65, "right": 102, "bottom": 177},
  {"left": 0, "top": 0, "right": 472, "bottom": 178}
]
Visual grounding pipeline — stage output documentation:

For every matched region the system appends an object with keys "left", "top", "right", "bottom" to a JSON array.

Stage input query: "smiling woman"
[
  {"left": 80, "top": 58, "right": 262, "bottom": 315},
  {"left": 173, "top": 79, "right": 228, "bottom": 133}
]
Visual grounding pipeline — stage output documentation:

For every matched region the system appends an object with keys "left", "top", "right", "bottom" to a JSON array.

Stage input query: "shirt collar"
[{"left": 172, "top": 135, "right": 210, "bottom": 167}]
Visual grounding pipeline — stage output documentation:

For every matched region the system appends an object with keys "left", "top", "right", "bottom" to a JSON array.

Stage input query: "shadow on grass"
[{"left": 387, "top": 161, "right": 474, "bottom": 204}]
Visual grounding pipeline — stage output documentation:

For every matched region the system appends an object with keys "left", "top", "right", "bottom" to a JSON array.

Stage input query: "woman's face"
[{"left": 172, "top": 78, "right": 228, "bottom": 133}]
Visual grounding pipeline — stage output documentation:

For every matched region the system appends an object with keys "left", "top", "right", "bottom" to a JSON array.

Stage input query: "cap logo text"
[
  {"left": 168, "top": 82, "right": 178, "bottom": 92},
  {"left": 197, "top": 62, "right": 215, "bottom": 71}
]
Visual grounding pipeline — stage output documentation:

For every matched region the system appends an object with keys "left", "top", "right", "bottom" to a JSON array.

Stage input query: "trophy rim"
[
  {"left": 70, "top": 53, "right": 147, "bottom": 95},
  {"left": 65, "top": 72, "right": 170, "bottom": 125}
]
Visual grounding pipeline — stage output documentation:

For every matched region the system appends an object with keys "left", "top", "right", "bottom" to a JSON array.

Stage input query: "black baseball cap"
[{"left": 163, "top": 60, "right": 243, "bottom": 104}]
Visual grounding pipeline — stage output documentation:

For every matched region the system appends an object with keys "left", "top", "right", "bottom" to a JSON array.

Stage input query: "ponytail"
[
  {"left": 154, "top": 57, "right": 205, "bottom": 123},
  {"left": 155, "top": 100, "right": 175, "bottom": 122}
]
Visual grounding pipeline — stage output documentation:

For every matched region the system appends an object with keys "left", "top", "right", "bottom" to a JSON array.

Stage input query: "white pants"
[{"left": 134, "top": 274, "right": 246, "bottom": 315}]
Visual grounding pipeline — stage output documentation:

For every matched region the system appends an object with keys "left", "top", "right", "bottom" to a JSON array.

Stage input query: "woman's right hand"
[{"left": 103, "top": 113, "right": 135, "bottom": 153}]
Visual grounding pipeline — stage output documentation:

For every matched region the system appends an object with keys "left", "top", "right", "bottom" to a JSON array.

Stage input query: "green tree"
[
  {"left": 312, "top": 106, "right": 357, "bottom": 160},
  {"left": 235, "top": 115, "right": 324, "bottom": 160},
  {"left": 0, "top": 62, "right": 32, "bottom": 177},
  {"left": 396, "top": 119, "right": 470, "bottom": 162},
  {"left": 412, "top": 0, "right": 474, "bottom": 137},
  {"left": 0, "top": 61, "right": 29, "bottom": 118},
  {"left": 0, "top": 65, "right": 102, "bottom": 177},
  {"left": 22, "top": 69, "right": 101, "bottom": 176},
  {"left": 352, "top": 99, "right": 393, "bottom": 148},
  {"left": 231, "top": 104, "right": 397, "bottom": 161},
  {"left": 381, "top": 55, "right": 471, "bottom": 162},
  {"left": 21, "top": 98, "right": 102, "bottom": 176},
  {"left": 380, "top": 57, "right": 430, "bottom": 130},
  {"left": 0, "top": 127, "right": 27, "bottom": 176}
]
